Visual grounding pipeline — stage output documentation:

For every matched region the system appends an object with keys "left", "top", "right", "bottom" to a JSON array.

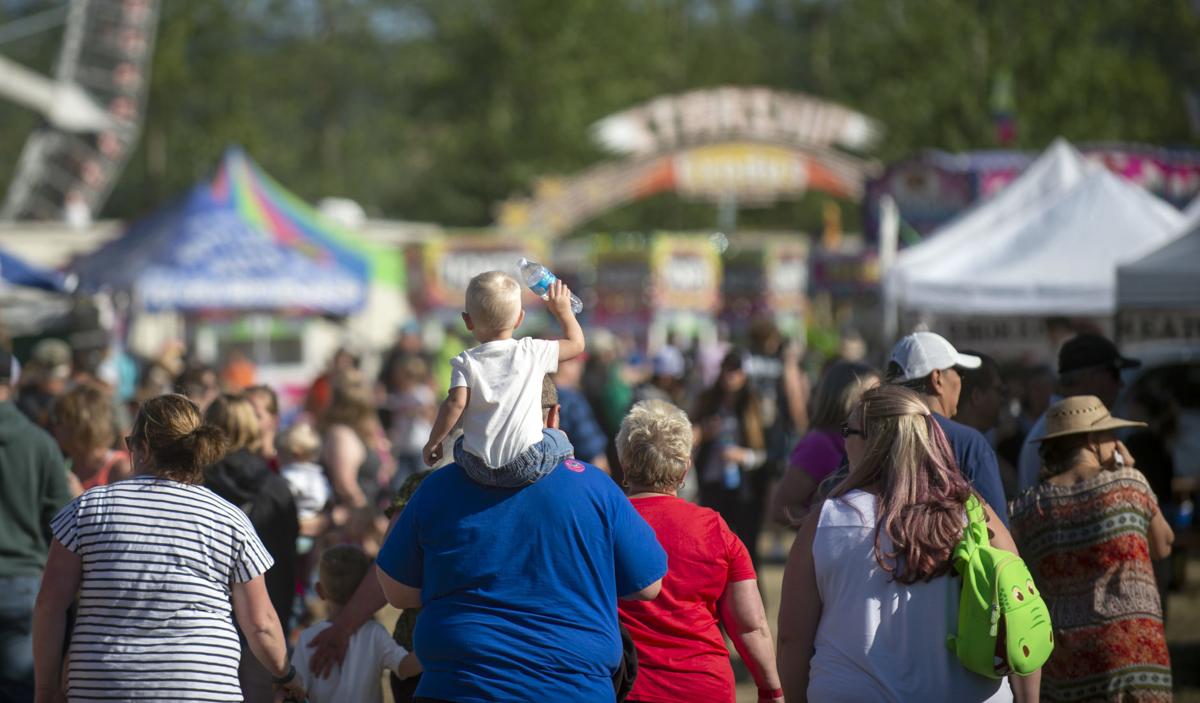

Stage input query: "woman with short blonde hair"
[
  {"left": 617, "top": 400, "right": 783, "bottom": 703},
  {"left": 616, "top": 399, "right": 692, "bottom": 493}
]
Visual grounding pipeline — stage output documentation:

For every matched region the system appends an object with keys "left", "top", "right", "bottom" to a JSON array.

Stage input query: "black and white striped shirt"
[{"left": 51, "top": 475, "right": 273, "bottom": 701}]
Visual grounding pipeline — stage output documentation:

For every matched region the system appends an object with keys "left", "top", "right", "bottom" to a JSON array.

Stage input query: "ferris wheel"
[{"left": 0, "top": 0, "right": 160, "bottom": 225}]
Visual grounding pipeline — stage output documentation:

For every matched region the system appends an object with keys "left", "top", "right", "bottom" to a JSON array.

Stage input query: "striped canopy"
[{"left": 74, "top": 148, "right": 400, "bottom": 313}]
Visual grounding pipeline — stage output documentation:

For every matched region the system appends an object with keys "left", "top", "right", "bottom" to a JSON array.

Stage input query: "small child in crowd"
[
  {"left": 279, "top": 423, "right": 332, "bottom": 537},
  {"left": 423, "top": 271, "right": 584, "bottom": 487},
  {"left": 291, "top": 545, "right": 422, "bottom": 702},
  {"left": 279, "top": 423, "right": 332, "bottom": 631},
  {"left": 386, "top": 356, "right": 437, "bottom": 490}
]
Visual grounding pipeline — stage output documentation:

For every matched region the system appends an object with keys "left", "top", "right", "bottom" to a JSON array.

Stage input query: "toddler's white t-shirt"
[
  {"left": 291, "top": 620, "right": 410, "bottom": 703},
  {"left": 280, "top": 461, "right": 332, "bottom": 521},
  {"left": 450, "top": 337, "right": 559, "bottom": 468}
]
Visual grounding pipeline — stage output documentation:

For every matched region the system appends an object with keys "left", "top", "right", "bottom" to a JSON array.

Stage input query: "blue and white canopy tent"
[
  {"left": 0, "top": 247, "right": 72, "bottom": 293},
  {"left": 69, "top": 151, "right": 376, "bottom": 383},
  {"left": 0, "top": 246, "right": 76, "bottom": 337},
  {"left": 72, "top": 155, "right": 369, "bottom": 315}
]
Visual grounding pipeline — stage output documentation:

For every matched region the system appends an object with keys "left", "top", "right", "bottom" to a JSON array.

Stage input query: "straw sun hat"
[{"left": 1032, "top": 395, "right": 1146, "bottom": 443}]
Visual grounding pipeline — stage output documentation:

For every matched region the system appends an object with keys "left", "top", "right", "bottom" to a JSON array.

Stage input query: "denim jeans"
[
  {"left": 0, "top": 575, "right": 40, "bottom": 703},
  {"left": 455, "top": 429, "right": 574, "bottom": 488}
]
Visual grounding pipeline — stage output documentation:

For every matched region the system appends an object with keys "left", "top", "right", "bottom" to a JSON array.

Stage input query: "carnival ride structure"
[{"left": 0, "top": 0, "right": 160, "bottom": 224}]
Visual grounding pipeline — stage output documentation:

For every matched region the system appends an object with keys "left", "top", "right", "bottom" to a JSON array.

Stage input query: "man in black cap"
[
  {"left": 1016, "top": 333, "right": 1140, "bottom": 491},
  {"left": 0, "top": 348, "right": 71, "bottom": 700}
]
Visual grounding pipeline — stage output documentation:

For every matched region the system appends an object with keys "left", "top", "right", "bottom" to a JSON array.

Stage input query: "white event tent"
[
  {"left": 1185, "top": 194, "right": 1200, "bottom": 226},
  {"left": 887, "top": 139, "right": 1184, "bottom": 316},
  {"left": 1117, "top": 205, "right": 1200, "bottom": 311}
]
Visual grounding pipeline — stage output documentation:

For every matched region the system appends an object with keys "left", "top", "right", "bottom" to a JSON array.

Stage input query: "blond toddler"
[{"left": 423, "top": 271, "right": 584, "bottom": 487}]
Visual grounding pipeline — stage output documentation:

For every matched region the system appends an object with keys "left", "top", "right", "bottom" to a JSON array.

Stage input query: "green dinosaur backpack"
[{"left": 946, "top": 494, "right": 1053, "bottom": 679}]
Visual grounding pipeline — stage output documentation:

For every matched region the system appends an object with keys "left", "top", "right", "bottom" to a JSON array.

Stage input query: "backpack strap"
[
  {"left": 951, "top": 495, "right": 989, "bottom": 575},
  {"left": 964, "top": 494, "right": 988, "bottom": 544}
]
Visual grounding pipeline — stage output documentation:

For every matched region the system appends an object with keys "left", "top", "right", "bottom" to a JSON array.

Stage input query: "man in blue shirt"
[
  {"left": 555, "top": 355, "right": 611, "bottom": 471},
  {"left": 886, "top": 332, "right": 1010, "bottom": 527},
  {"left": 376, "top": 378, "right": 667, "bottom": 702}
]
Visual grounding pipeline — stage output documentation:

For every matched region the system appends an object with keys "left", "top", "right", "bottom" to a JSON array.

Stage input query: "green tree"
[
  {"left": 810, "top": 0, "right": 1200, "bottom": 158},
  {"left": 1, "top": 0, "right": 1197, "bottom": 232}
]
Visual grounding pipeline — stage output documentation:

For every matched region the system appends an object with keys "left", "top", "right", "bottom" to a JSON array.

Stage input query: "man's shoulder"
[
  {"left": 417, "top": 460, "right": 618, "bottom": 501},
  {"left": 413, "top": 463, "right": 466, "bottom": 493},
  {"left": 548, "top": 458, "right": 618, "bottom": 488},
  {"left": 0, "top": 402, "right": 59, "bottom": 452},
  {"left": 935, "top": 414, "right": 998, "bottom": 469},
  {"left": 509, "top": 459, "right": 623, "bottom": 505},
  {"left": 934, "top": 413, "right": 988, "bottom": 444}
]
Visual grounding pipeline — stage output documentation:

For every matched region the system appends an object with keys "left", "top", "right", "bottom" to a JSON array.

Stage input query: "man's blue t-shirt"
[
  {"left": 376, "top": 459, "right": 667, "bottom": 703},
  {"left": 933, "top": 413, "right": 1010, "bottom": 528},
  {"left": 555, "top": 386, "right": 608, "bottom": 463}
]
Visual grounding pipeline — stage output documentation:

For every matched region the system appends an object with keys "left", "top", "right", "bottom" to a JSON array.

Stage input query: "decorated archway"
[{"left": 496, "top": 86, "right": 881, "bottom": 236}]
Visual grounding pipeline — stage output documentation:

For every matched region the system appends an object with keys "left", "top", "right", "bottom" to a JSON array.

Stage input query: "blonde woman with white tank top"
[{"left": 778, "top": 385, "right": 1041, "bottom": 702}]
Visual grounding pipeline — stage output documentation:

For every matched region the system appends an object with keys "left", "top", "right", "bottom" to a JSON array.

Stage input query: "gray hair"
[{"left": 616, "top": 400, "right": 693, "bottom": 492}]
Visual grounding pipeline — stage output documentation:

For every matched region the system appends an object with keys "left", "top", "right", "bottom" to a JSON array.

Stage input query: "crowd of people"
[{"left": 0, "top": 269, "right": 1184, "bottom": 703}]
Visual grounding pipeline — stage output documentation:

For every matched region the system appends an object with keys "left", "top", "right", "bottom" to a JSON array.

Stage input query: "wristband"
[
  {"left": 758, "top": 687, "right": 783, "bottom": 700},
  {"left": 273, "top": 664, "right": 297, "bottom": 685}
]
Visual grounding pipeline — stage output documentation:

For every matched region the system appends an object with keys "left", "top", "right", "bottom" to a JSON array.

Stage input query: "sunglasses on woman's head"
[{"left": 840, "top": 422, "right": 864, "bottom": 438}]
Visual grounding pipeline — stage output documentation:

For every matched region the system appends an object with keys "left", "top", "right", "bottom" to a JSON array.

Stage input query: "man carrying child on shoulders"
[{"left": 376, "top": 271, "right": 666, "bottom": 702}]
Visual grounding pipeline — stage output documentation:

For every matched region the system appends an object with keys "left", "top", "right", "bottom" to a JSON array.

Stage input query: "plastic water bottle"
[
  {"left": 723, "top": 461, "right": 742, "bottom": 490},
  {"left": 518, "top": 257, "right": 583, "bottom": 314},
  {"left": 1175, "top": 498, "right": 1194, "bottom": 528}
]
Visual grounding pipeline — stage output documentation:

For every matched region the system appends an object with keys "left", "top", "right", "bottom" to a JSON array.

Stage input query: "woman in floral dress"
[{"left": 1011, "top": 396, "right": 1175, "bottom": 702}]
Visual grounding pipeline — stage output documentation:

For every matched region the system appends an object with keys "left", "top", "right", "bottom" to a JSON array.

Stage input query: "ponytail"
[{"left": 134, "top": 394, "right": 229, "bottom": 484}]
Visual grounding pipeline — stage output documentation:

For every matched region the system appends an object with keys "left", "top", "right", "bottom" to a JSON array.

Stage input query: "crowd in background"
[{"left": 0, "top": 313, "right": 1189, "bottom": 702}]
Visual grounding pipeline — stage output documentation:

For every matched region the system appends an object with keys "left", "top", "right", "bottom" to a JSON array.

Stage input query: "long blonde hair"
[{"left": 833, "top": 385, "right": 971, "bottom": 583}]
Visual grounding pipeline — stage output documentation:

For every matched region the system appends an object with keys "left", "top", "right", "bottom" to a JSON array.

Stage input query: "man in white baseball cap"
[
  {"left": 886, "top": 332, "right": 1009, "bottom": 526},
  {"left": 886, "top": 331, "right": 982, "bottom": 410}
]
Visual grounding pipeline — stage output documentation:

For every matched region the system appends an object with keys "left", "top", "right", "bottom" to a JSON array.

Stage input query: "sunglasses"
[{"left": 840, "top": 422, "right": 864, "bottom": 439}]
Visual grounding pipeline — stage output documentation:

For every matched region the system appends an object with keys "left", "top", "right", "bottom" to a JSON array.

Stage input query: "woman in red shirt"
[{"left": 616, "top": 399, "right": 784, "bottom": 703}]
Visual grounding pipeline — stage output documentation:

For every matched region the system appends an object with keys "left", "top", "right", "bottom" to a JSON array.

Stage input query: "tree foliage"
[{"left": 0, "top": 0, "right": 1196, "bottom": 231}]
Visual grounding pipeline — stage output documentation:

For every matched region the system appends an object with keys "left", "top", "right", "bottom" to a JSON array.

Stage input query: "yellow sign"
[{"left": 674, "top": 143, "right": 808, "bottom": 202}]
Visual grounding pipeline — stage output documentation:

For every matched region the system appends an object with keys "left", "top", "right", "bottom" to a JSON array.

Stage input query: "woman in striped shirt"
[{"left": 31, "top": 394, "right": 306, "bottom": 703}]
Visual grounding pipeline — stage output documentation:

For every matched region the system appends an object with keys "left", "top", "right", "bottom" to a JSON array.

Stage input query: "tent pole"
[{"left": 878, "top": 194, "right": 900, "bottom": 345}]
